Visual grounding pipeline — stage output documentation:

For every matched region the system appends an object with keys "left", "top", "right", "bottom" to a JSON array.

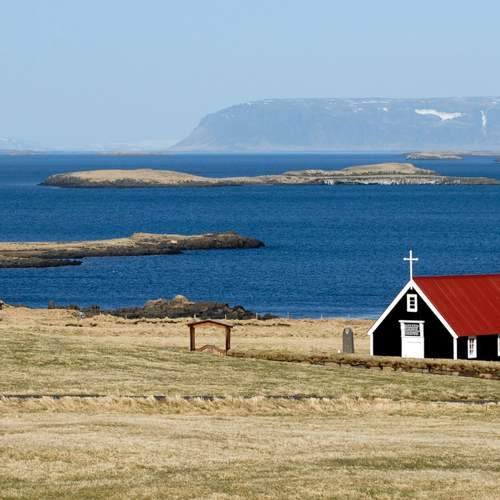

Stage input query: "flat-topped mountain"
[
  {"left": 41, "top": 163, "right": 499, "bottom": 188},
  {"left": 170, "top": 97, "right": 500, "bottom": 152}
]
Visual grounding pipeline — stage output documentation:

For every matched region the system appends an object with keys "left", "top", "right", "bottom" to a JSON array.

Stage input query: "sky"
[{"left": 1, "top": 0, "right": 500, "bottom": 149}]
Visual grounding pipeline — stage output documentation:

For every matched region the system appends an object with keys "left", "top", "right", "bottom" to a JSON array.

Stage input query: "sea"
[{"left": 0, "top": 153, "right": 499, "bottom": 318}]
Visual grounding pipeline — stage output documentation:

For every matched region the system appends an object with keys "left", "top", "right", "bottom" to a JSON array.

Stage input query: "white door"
[{"left": 400, "top": 321, "right": 424, "bottom": 359}]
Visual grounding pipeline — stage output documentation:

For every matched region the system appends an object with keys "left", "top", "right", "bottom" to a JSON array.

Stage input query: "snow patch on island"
[
  {"left": 481, "top": 110, "right": 488, "bottom": 130},
  {"left": 415, "top": 109, "right": 464, "bottom": 121}
]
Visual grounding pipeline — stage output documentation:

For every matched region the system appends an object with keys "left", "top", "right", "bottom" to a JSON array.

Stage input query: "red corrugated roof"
[{"left": 414, "top": 274, "right": 500, "bottom": 337}]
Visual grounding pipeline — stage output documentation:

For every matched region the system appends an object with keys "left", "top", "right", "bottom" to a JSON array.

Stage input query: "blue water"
[{"left": 0, "top": 153, "right": 499, "bottom": 317}]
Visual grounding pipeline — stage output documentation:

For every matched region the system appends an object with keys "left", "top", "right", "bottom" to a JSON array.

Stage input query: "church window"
[
  {"left": 468, "top": 336, "right": 477, "bottom": 359},
  {"left": 407, "top": 294, "right": 418, "bottom": 312}
]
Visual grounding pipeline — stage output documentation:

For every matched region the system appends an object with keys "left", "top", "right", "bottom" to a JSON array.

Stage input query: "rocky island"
[
  {"left": 406, "top": 152, "right": 464, "bottom": 160},
  {"left": 0, "top": 231, "right": 263, "bottom": 269},
  {"left": 407, "top": 151, "right": 500, "bottom": 160},
  {"left": 41, "top": 162, "right": 499, "bottom": 188}
]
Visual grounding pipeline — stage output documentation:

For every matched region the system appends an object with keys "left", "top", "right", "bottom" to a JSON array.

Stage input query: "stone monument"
[{"left": 342, "top": 327, "right": 354, "bottom": 354}]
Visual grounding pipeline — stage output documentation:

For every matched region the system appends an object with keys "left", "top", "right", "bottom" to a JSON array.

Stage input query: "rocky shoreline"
[
  {"left": 40, "top": 162, "right": 500, "bottom": 188},
  {"left": 0, "top": 231, "right": 263, "bottom": 269},
  {"left": 50, "top": 295, "right": 274, "bottom": 321}
]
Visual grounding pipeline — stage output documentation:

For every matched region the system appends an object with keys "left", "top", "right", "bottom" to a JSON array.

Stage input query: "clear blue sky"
[{"left": 1, "top": 0, "right": 499, "bottom": 148}]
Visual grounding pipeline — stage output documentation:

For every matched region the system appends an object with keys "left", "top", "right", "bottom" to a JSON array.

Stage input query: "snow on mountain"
[
  {"left": 481, "top": 110, "right": 488, "bottom": 130},
  {"left": 414, "top": 109, "right": 464, "bottom": 121},
  {"left": 171, "top": 97, "right": 500, "bottom": 152}
]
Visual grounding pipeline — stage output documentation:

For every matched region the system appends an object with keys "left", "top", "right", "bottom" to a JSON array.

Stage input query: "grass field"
[{"left": 1, "top": 305, "right": 499, "bottom": 499}]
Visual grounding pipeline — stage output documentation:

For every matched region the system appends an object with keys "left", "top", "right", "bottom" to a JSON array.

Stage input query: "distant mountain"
[
  {"left": 74, "top": 139, "right": 178, "bottom": 153},
  {"left": 0, "top": 137, "right": 40, "bottom": 152},
  {"left": 0, "top": 137, "right": 178, "bottom": 154},
  {"left": 171, "top": 97, "right": 500, "bottom": 152}
]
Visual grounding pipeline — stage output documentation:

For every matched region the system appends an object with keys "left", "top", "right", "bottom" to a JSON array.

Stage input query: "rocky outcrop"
[
  {"left": 107, "top": 295, "right": 272, "bottom": 320},
  {"left": 52, "top": 295, "right": 275, "bottom": 320},
  {"left": 40, "top": 163, "right": 499, "bottom": 188},
  {"left": 0, "top": 257, "right": 82, "bottom": 268},
  {"left": 0, "top": 232, "right": 264, "bottom": 268}
]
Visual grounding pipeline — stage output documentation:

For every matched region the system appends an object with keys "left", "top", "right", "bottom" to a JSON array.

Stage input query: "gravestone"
[{"left": 342, "top": 327, "right": 355, "bottom": 354}]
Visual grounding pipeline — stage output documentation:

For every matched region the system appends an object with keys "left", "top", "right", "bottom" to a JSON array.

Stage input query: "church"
[{"left": 368, "top": 251, "right": 500, "bottom": 361}]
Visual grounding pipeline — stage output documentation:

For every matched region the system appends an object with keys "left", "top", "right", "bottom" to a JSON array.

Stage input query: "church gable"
[{"left": 369, "top": 284, "right": 455, "bottom": 359}]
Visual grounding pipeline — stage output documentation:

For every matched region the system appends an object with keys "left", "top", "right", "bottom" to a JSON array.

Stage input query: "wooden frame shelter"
[{"left": 188, "top": 319, "right": 233, "bottom": 353}]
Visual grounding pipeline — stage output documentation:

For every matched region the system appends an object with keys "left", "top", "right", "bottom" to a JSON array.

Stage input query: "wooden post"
[
  {"left": 190, "top": 326, "right": 195, "bottom": 351},
  {"left": 225, "top": 326, "right": 231, "bottom": 352}
]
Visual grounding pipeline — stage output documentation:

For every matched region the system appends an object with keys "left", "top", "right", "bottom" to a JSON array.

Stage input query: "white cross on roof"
[{"left": 404, "top": 250, "right": 419, "bottom": 280}]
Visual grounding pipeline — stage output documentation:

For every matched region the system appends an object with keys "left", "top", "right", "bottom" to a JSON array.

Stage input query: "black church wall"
[
  {"left": 457, "top": 335, "right": 500, "bottom": 361},
  {"left": 372, "top": 288, "right": 454, "bottom": 359},
  {"left": 457, "top": 337, "right": 468, "bottom": 359}
]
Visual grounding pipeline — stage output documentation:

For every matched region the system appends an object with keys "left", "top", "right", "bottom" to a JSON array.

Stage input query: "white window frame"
[
  {"left": 467, "top": 336, "right": 477, "bottom": 359},
  {"left": 406, "top": 293, "right": 418, "bottom": 313},
  {"left": 497, "top": 335, "right": 500, "bottom": 357},
  {"left": 399, "top": 320, "right": 424, "bottom": 337}
]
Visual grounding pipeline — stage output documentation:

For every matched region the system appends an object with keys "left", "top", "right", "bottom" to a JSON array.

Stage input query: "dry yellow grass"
[
  {"left": 1, "top": 305, "right": 499, "bottom": 498},
  {"left": 0, "top": 303, "right": 372, "bottom": 352},
  {"left": 0, "top": 400, "right": 499, "bottom": 499},
  {"left": 51, "top": 168, "right": 209, "bottom": 183},
  {"left": 1, "top": 305, "right": 499, "bottom": 400}
]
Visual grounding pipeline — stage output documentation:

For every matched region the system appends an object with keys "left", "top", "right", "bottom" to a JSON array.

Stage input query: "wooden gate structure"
[{"left": 188, "top": 319, "right": 233, "bottom": 354}]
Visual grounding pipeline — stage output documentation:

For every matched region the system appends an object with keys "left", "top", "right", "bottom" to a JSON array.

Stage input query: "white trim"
[
  {"left": 368, "top": 281, "right": 416, "bottom": 337},
  {"left": 406, "top": 293, "right": 418, "bottom": 312},
  {"left": 411, "top": 282, "right": 458, "bottom": 340},
  {"left": 368, "top": 279, "right": 459, "bottom": 360},
  {"left": 498, "top": 335, "right": 500, "bottom": 357},
  {"left": 367, "top": 279, "right": 458, "bottom": 339}
]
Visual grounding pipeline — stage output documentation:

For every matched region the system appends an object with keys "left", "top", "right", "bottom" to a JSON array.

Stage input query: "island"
[
  {"left": 0, "top": 231, "right": 264, "bottom": 269},
  {"left": 407, "top": 151, "right": 500, "bottom": 160},
  {"left": 41, "top": 163, "right": 499, "bottom": 188},
  {"left": 406, "top": 152, "right": 464, "bottom": 160}
]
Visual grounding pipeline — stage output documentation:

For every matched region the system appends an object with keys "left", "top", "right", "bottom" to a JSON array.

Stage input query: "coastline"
[{"left": 0, "top": 231, "right": 263, "bottom": 268}]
